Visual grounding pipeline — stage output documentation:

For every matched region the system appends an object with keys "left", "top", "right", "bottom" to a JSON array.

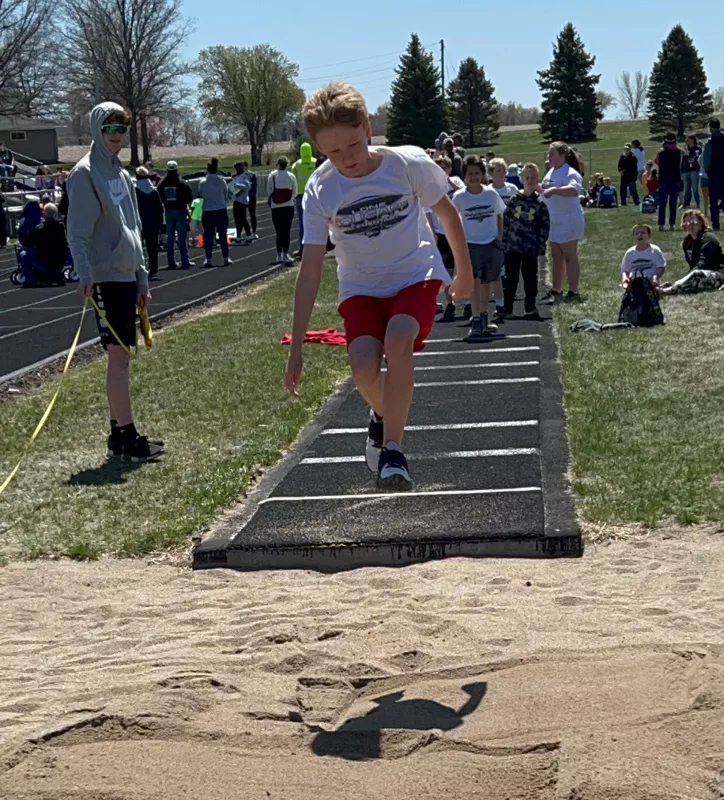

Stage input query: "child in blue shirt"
[{"left": 597, "top": 177, "right": 618, "bottom": 208}]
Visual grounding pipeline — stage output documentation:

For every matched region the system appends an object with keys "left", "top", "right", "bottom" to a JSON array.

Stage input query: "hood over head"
[
  {"left": 300, "top": 142, "right": 314, "bottom": 164},
  {"left": 89, "top": 101, "right": 128, "bottom": 160}
]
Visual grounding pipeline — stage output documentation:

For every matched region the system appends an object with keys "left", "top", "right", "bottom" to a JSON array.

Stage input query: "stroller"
[{"left": 10, "top": 244, "right": 77, "bottom": 287}]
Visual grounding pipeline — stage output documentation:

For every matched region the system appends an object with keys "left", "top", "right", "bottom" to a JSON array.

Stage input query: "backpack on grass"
[
  {"left": 618, "top": 275, "right": 665, "bottom": 327},
  {"left": 640, "top": 195, "right": 657, "bottom": 214}
]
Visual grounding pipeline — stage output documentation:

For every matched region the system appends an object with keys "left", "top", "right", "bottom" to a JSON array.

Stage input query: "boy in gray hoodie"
[{"left": 67, "top": 101, "right": 164, "bottom": 462}]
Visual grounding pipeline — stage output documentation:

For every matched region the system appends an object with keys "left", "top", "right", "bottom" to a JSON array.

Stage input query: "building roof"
[{"left": 0, "top": 116, "right": 59, "bottom": 131}]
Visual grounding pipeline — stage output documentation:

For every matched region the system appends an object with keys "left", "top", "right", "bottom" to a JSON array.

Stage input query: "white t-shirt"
[
  {"left": 452, "top": 185, "right": 506, "bottom": 245},
  {"left": 425, "top": 175, "right": 465, "bottom": 234},
  {"left": 493, "top": 182, "right": 519, "bottom": 206},
  {"left": 621, "top": 244, "right": 666, "bottom": 279},
  {"left": 542, "top": 164, "right": 584, "bottom": 215},
  {"left": 634, "top": 147, "right": 646, "bottom": 172},
  {"left": 302, "top": 145, "right": 450, "bottom": 302}
]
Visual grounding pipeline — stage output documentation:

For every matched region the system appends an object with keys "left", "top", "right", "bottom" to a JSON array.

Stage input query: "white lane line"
[
  {"left": 386, "top": 361, "right": 539, "bottom": 372},
  {"left": 425, "top": 335, "right": 541, "bottom": 343},
  {"left": 414, "top": 377, "right": 540, "bottom": 387},
  {"left": 415, "top": 347, "right": 539, "bottom": 357},
  {"left": 301, "top": 448, "right": 538, "bottom": 465},
  {"left": 0, "top": 256, "right": 283, "bottom": 341},
  {"left": 260, "top": 486, "right": 542, "bottom": 504},
  {"left": 322, "top": 420, "right": 539, "bottom": 435}
]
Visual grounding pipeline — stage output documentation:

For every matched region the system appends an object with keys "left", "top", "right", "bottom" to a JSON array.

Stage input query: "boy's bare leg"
[
  {"left": 382, "top": 314, "right": 418, "bottom": 446},
  {"left": 492, "top": 276, "right": 504, "bottom": 303},
  {"left": 470, "top": 279, "right": 483, "bottom": 317},
  {"left": 106, "top": 345, "right": 132, "bottom": 426},
  {"left": 481, "top": 281, "right": 493, "bottom": 311},
  {"left": 348, "top": 336, "right": 385, "bottom": 417}
]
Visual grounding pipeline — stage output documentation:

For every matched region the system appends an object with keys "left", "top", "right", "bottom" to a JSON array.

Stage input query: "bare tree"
[
  {"left": 713, "top": 87, "right": 724, "bottom": 112},
  {"left": 60, "top": 0, "right": 194, "bottom": 165},
  {"left": 0, "top": 0, "right": 57, "bottom": 117},
  {"left": 196, "top": 44, "right": 306, "bottom": 166},
  {"left": 615, "top": 71, "right": 649, "bottom": 119},
  {"left": 497, "top": 102, "right": 540, "bottom": 126}
]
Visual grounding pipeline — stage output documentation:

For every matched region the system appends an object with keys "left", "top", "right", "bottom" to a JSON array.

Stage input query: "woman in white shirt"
[
  {"left": 541, "top": 141, "right": 585, "bottom": 303},
  {"left": 267, "top": 157, "right": 297, "bottom": 265}
]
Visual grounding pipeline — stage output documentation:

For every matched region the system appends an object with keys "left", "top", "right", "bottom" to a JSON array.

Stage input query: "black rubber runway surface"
[
  {"left": 194, "top": 305, "right": 582, "bottom": 572},
  {"left": 0, "top": 204, "right": 295, "bottom": 380}
]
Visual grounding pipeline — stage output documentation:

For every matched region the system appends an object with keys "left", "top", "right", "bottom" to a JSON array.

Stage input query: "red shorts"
[{"left": 338, "top": 280, "right": 442, "bottom": 353}]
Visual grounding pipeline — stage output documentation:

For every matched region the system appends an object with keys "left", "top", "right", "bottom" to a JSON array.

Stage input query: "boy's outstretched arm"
[
  {"left": 285, "top": 244, "right": 327, "bottom": 397},
  {"left": 432, "top": 195, "right": 473, "bottom": 299}
]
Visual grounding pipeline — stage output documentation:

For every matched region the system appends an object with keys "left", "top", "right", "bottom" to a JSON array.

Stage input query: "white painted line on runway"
[
  {"left": 322, "top": 420, "right": 539, "bottom": 435},
  {"left": 260, "top": 486, "right": 542, "bottom": 503},
  {"left": 301, "top": 448, "right": 538, "bottom": 465},
  {"left": 415, "top": 347, "right": 539, "bottom": 357},
  {"left": 425, "top": 334, "right": 541, "bottom": 343},
  {"left": 414, "top": 377, "right": 540, "bottom": 387},
  {"left": 385, "top": 361, "right": 539, "bottom": 372}
]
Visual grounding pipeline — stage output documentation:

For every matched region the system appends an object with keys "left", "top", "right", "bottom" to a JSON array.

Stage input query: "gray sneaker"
[
  {"left": 466, "top": 316, "right": 485, "bottom": 343},
  {"left": 482, "top": 312, "right": 498, "bottom": 334}
]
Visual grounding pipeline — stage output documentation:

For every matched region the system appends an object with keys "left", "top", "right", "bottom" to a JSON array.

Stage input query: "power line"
[
  {"left": 296, "top": 41, "right": 439, "bottom": 76},
  {"left": 297, "top": 64, "right": 398, "bottom": 85}
]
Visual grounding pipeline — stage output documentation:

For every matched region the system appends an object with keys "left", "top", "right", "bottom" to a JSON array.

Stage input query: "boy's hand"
[
  {"left": 450, "top": 271, "right": 473, "bottom": 300},
  {"left": 285, "top": 349, "right": 303, "bottom": 398},
  {"left": 137, "top": 285, "right": 150, "bottom": 309},
  {"left": 78, "top": 279, "right": 94, "bottom": 299}
]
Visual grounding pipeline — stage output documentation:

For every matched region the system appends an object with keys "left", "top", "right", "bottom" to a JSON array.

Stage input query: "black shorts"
[
  {"left": 93, "top": 282, "right": 138, "bottom": 350},
  {"left": 437, "top": 233, "right": 455, "bottom": 274}
]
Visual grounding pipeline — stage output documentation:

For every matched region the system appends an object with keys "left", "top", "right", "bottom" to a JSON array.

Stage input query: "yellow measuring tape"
[{"left": 0, "top": 295, "right": 152, "bottom": 496}]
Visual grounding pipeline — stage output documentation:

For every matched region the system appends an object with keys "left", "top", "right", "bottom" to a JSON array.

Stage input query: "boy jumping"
[{"left": 285, "top": 82, "right": 473, "bottom": 491}]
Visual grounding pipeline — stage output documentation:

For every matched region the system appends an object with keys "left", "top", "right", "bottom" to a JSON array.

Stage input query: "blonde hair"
[
  {"left": 434, "top": 154, "right": 452, "bottom": 170},
  {"left": 633, "top": 223, "right": 652, "bottom": 236},
  {"left": 488, "top": 157, "right": 508, "bottom": 171},
  {"left": 520, "top": 162, "right": 539, "bottom": 179},
  {"left": 302, "top": 82, "right": 369, "bottom": 140}
]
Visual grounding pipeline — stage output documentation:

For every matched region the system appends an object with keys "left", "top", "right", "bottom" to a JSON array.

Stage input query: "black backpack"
[{"left": 618, "top": 275, "right": 665, "bottom": 327}]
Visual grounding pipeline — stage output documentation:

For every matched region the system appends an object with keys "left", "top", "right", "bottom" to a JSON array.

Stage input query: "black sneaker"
[
  {"left": 466, "top": 316, "right": 485, "bottom": 343},
  {"left": 524, "top": 307, "right": 541, "bottom": 320},
  {"left": 463, "top": 303, "right": 472, "bottom": 320},
  {"left": 442, "top": 302, "right": 456, "bottom": 322},
  {"left": 482, "top": 312, "right": 498, "bottom": 334},
  {"left": 108, "top": 432, "right": 165, "bottom": 459},
  {"left": 365, "top": 410, "right": 384, "bottom": 472},
  {"left": 377, "top": 448, "right": 412, "bottom": 492},
  {"left": 493, "top": 307, "right": 506, "bottom": 323},
  {"left": 121, "top": 434, "right": 165, "bottom": 463},
  {"left": 540, "top": 290, "right": 562, "bottom": 305},
  {"left": 565, "top": 291, "right": 582, "bottom": 303}
]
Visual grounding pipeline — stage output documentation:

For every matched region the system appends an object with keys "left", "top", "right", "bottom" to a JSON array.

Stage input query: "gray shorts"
[{"left": 469, "top": 240, "right": 504, "bottom": 283}]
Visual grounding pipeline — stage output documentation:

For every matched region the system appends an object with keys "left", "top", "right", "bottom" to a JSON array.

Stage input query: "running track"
[{"left": 0, "top": 205, "right": 298, "bottom": 380}]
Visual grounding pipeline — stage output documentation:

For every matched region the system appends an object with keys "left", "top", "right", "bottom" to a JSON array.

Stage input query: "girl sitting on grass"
[{"left": 660, "top": 210, "right": 724, "bottom": 295}]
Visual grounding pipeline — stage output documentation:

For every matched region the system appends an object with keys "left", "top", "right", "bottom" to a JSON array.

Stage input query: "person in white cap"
[{"left": 157, "top": 160, "right": 194, "bottom": 269}]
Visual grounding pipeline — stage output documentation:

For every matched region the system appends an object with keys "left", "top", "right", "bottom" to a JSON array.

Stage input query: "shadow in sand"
[
  {"left": 67, "top": 459, "right": 149, "bottom": 486},
  {"left": 310, "top": 681, "right": 487, "bottom": 761}
]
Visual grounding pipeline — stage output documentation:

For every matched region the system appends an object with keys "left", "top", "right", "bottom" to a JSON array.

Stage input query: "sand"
[{"left": 1, "top": 527, "right": 724, "bottom": 800}]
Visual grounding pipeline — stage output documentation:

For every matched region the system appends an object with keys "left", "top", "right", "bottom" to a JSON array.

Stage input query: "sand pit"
[{"left": 1, "top": 527, "right": 723, "bottom": 799}]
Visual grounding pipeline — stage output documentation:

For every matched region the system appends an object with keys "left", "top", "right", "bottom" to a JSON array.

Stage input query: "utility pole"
[{"left": 440, "top": 39, "right": 445, "bottom": 98}]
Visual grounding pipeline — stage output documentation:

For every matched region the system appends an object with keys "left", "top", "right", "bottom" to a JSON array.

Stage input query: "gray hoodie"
[{"left": 66, "top": 102, "right": 147, "bottom": 288}]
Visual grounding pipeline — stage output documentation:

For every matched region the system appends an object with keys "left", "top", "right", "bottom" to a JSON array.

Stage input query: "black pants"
[
  {"left": 202, "top": 209, "right": 229, "bottom": 261},
  {"left": 503, "top": 252, "right": 538, "bottom": 312},
  {"left": 620, "top": 179, "right": 640, "bottom": 206},
  {"left": 142, "top": 229, "right": 159, "bottom": 275},
  {"left": 233, "top": 202, "right": 251, "bottom": 239},
  {"left": 248, "top": 197, "right": 257, "bottom": 232},
  {"left": 271, "top": 206, "right": 295, "bottom": 254},
  {"left": 0, "top": 209, "right": 6, "bottom": 248}
]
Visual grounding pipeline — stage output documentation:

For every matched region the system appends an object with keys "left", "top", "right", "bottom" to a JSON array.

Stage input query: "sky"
[{"left": 182, "top": 1, "right": 724, "bottom": 116}]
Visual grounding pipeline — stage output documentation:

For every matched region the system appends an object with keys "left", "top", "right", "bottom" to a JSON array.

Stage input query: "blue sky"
[{"left": 185, "top": 1, "right": 724, "bottom": 114}]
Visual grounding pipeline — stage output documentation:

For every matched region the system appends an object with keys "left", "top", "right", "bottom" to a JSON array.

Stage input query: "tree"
[
  {"left": 647, "top": 25, "right": 713, "bottom": 136},
  {"left": 446, "top": 58, "right": 498, "bottom": 147},
  {"left": 369, "top": 103, "right": 389, "bottom": 137},
  {"left": 0, "top": 0, "right": 57, "bottom": 117},
  {"left": 386, "top": 34, "right": 446, "bottom": 147},
  {"left": 615, "top": 71, "right": 649, "bottom": 119},
  {"left": 497, "top": 102, "right": 540, "bottom": 127},
  {"left": 536, "top": 23, "right": 602, "bottom": 142},
  {"left": 595, "top": 90, "right": 616, "bottom": 116},
  {"left": 196, "top": 45, "right": 305, "bottom": 166},
  {"left": 61, "top": 0, "right": 194, "bottom": 165},
  {"left": 714, "top": 87, "right": 724, "bottom": 113}
]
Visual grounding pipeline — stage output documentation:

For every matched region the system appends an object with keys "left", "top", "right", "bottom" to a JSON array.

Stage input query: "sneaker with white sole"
[
  {"left": 365, "top": 409, "right": 384, "bottom": 472},
  {"left": 224, "top": 257, "right": 233, "bottom": 266},
  {"left": 121, "top": 434, "right": 165, "bottom": 463},
  {"left": 377, "top": 447, "right": 413, "bottom": 491}
]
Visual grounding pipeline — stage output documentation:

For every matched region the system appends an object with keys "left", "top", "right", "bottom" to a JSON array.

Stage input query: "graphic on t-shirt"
[
  {"left": 464, "top": 204, "right": 496, "bottom": 224},
  {"left": 512, "top": 205, "right": 539, "bottom": 223},
  {"left": 335, "top": 194, "right": 410, "bottom": 238},
  {"left": 164, "top": 186, "right": 178, "bottom": 201}
]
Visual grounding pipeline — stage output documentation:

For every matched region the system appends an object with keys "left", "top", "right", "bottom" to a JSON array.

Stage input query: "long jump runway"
[
  {"left": 0, "top": 205, "right": 294, "bottom": 381},
  {"left": 194, "top": 306, "right": 583, "bottom": 572}
]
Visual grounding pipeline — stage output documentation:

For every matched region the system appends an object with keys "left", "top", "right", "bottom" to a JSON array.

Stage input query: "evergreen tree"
[
  {"left": 386, "top": 34, "right": 446, "bottom": 147},
  {"left": 536, "top": 23, "right": 602, "bottom": 142},
  {"left": 446, "top": 58, "right": 499, "bottom": 147},
  {"left": 647, "top": 25, "right": 713, "bottom": 137}
]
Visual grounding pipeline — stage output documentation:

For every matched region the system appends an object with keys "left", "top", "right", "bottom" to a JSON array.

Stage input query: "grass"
[
  {"left": 553, "top": 205, "right": 724, "bottom": 527},
  {"left": 0, "top": 262, "right": 349, "bottom": 561}
]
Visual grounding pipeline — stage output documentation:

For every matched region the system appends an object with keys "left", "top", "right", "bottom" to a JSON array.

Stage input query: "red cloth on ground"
[{"left": 280, "top": 329, "right": 347, "bottom": 347}]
